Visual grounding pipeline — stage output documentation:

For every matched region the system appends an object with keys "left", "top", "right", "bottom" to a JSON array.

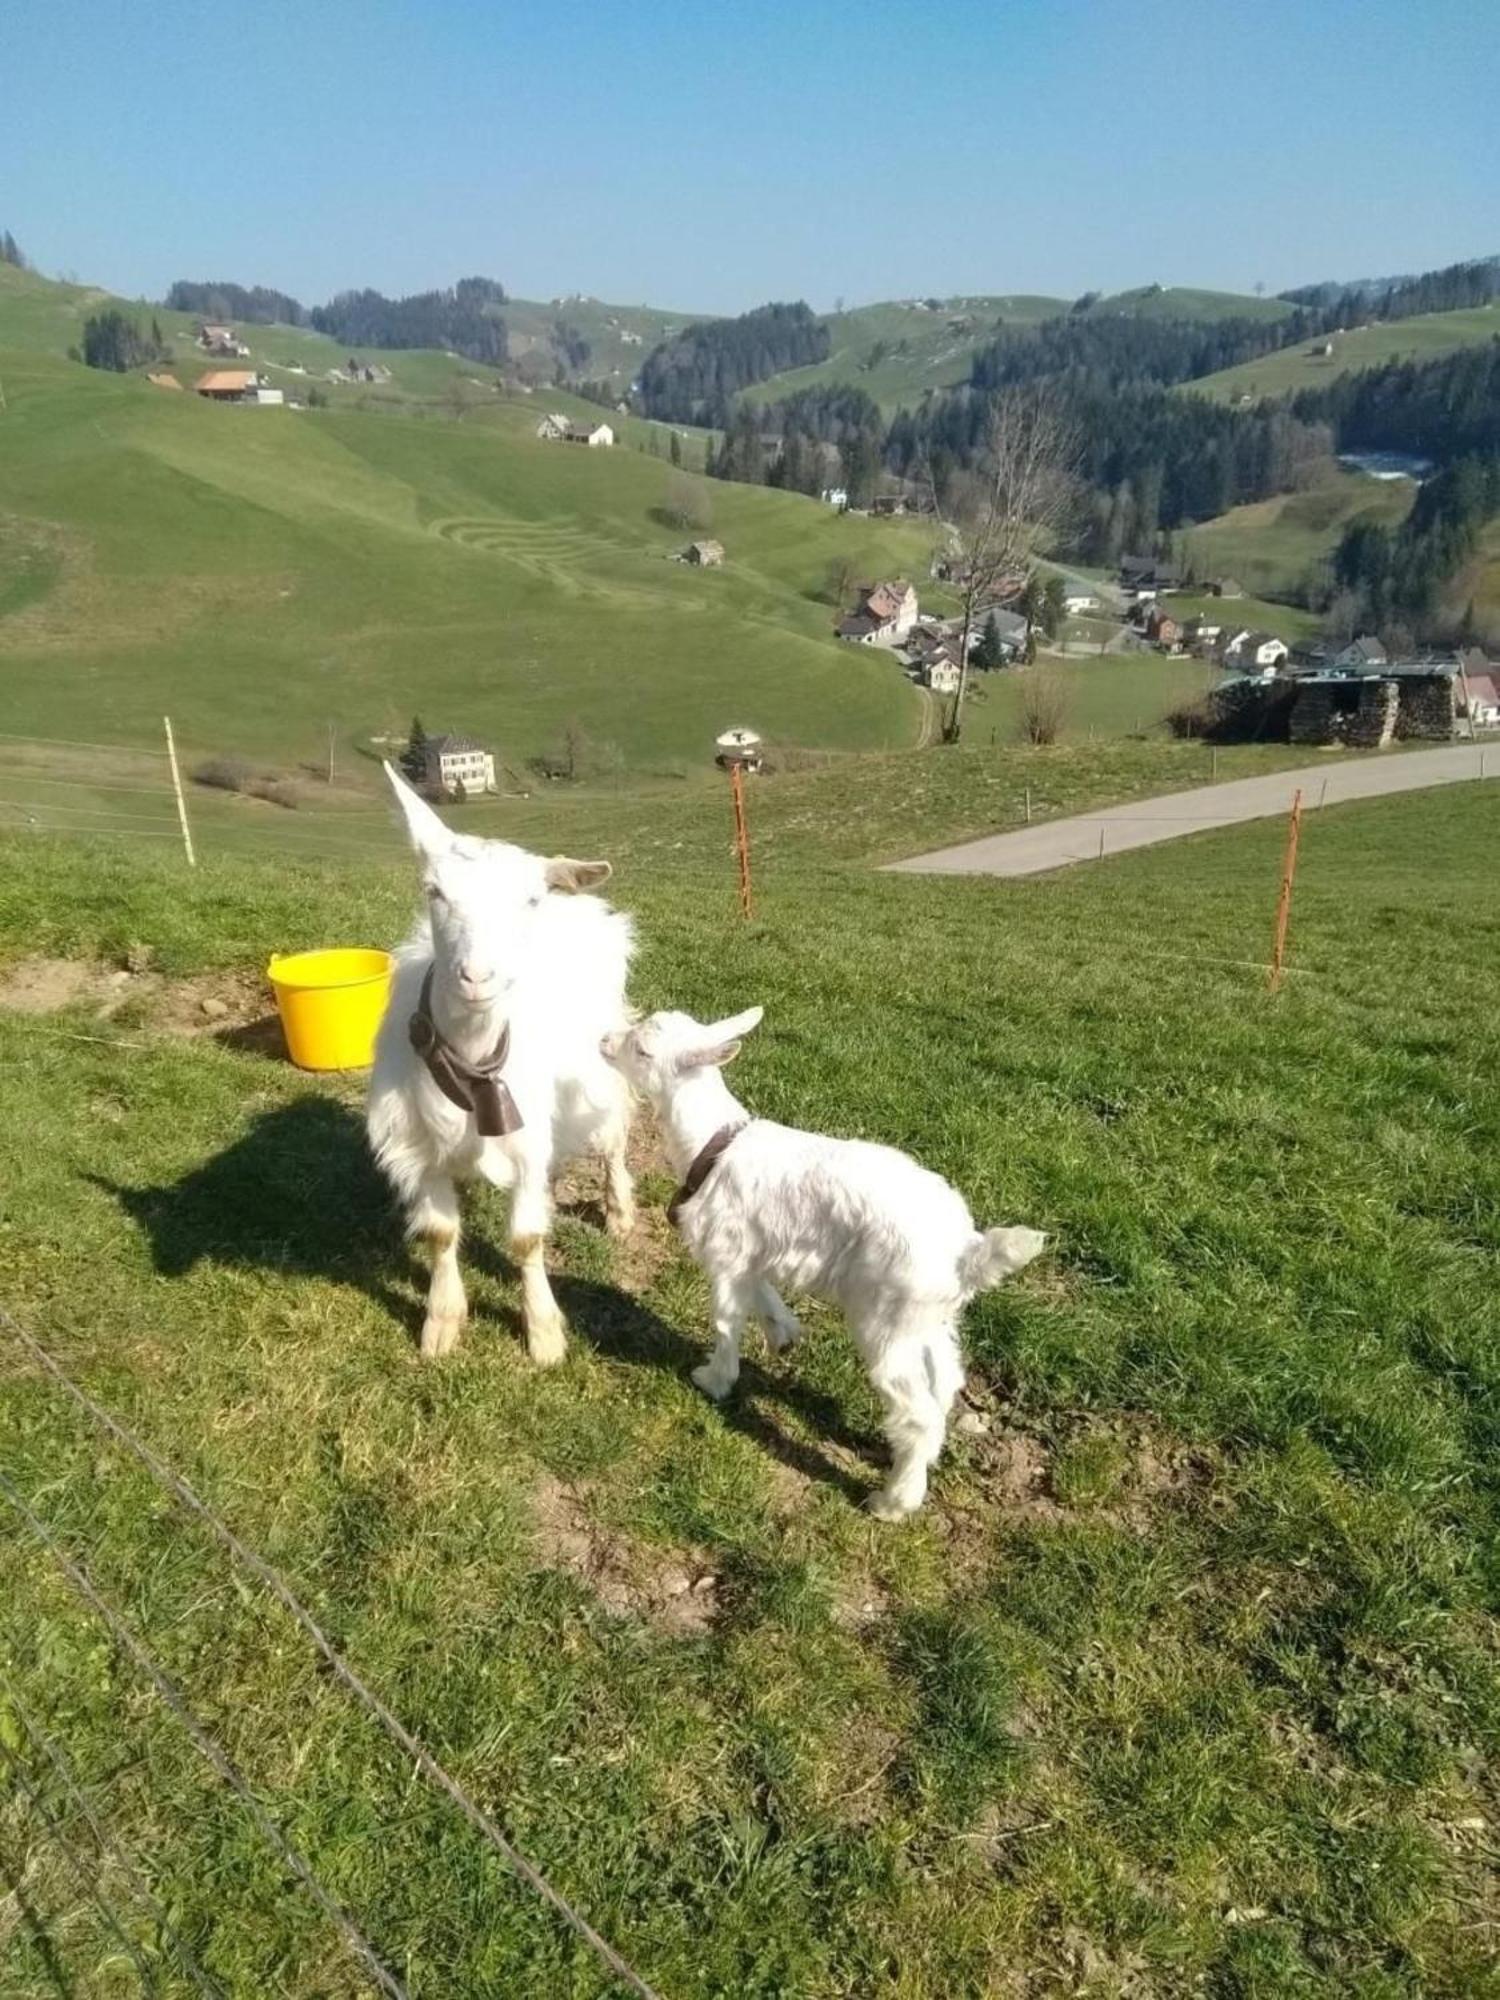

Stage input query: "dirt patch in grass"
[
  {"left": 0, "top": 954, "right": 277, "bottom": 1047},
  {"left": 530, "top": 1472, "right": 719, "bottom": 1636}
]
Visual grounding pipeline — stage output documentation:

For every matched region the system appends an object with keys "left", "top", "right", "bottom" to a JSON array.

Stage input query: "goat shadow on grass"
[
  {"left": 544, "top": 1256, "right": 876, "bottom": 1506},
  {"left": 85, "top": 1096, "right": 416, "bottom": 1327},
  {"left": 89, "top": 1096, "right": 877, "bottom": 1504}
]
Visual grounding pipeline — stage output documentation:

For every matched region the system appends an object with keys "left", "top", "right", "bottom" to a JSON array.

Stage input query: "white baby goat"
[
  {"left": 601, "top": 1005, "right": 1046, "bottom": 1518},
  {"left": 368, "top": 764, "right": 636, "bottom": 1365}
]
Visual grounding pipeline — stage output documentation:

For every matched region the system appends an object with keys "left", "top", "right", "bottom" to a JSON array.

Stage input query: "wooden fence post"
[
  {"left": 163, "top": 716, "right": 196, "bottom": 868},
  {"left": 1267, "top": 789, "right": 1303, "bottom": 994},
  {"left": 728, "top": 761, "right": 752, "bottom": 919}
]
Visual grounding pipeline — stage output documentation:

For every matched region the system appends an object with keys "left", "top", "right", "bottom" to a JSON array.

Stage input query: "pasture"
[
  {"left": 1184, "top": 472, "right": 1415, "bottom": 605},
  {"left": 0, "top": 350, "right": 936, "bottom": 775},
  {"left": 1184, "top": 304, "right": 1500, "bottom": 406},
  {"left": 2, "top": 756, "right": 1498, "bottom": 1997}
]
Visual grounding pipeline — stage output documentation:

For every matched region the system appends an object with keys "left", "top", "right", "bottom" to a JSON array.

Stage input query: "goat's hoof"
[
  {"left": 605, "top": 1203, "right": 637, "bottom": 1242},
  {"left": 765, "top": 1316, "right": 803, "bottom": 1354},
  {"left": 527, "top": 1319, "right": 568, "bottom": 1368},
  {"left": 691, "top": 1362, "right": 736, "bottom": 1401},
  {"left": 420, "top": 1316, "right": 465, "bottom": 1361},
  {"left": 865, "top": 1487, "right": 921, "bottom": 1522}
]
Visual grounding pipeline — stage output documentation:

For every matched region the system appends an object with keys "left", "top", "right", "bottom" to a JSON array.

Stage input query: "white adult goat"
[
  {"left": 368, "top": 764, "right": 635, "bottom": 1364},
  {"left": 601, "top": 1005, "right": 1046, "bottom": 1517}
]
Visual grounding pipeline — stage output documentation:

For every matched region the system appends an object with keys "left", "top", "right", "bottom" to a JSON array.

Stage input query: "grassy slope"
[
  {"left": 742, "top": 296, "right": 1065, "bottom": 416},
  {"left": 2, "top": 771, "right": 1498, "bottom": 1997},
  {"left": 1184, "top": 471, "right": 1415, "bottom": 602},
  {"left": 1084, "top": 284, "right": 1291, "bottom": 324},
  {"left": 1185, "top": 304, "right": 1500, "bottom": 404},
  {"left": 0, "top": 349, "right": 938, "bottom": 771},
  {"left": 503, "top": 295, "right": 702, "bottom": 393}
]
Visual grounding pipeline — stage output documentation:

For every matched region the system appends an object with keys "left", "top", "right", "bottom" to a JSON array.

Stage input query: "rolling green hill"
[
  {"left": 1182, "top": 470, "right": 1415, "bottom": 601},
  {"left": 741, "top": 296, "right": 1066, "bottom": 415},
  {"left": 0, "top": 347, "right": 938, "bottom": 775},
  {"left": 1184, "top": 302, "right": 1500, "bottom": 404},
  {"left": 1081, "top": 283, "right": 1291, "bottom": 323}
]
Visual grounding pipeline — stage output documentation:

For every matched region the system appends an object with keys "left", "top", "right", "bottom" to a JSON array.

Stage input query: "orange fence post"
[
  {"left": 1267, "top": 789, "right": 1303, "bottom": 994},
  {"left": 729, "top": 760, "right": 753, "bottom": 919}
]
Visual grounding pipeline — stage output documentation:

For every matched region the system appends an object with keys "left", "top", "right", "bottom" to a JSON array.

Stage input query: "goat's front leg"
[
  {"left": 410, "top": 1175, "right": 467, "bottom": 1361},
  {"left": 597, "top": 1080, "right": 636, "bottom": 1240},
  {"left": 692, "top": 1274, "right": 754, "bottom": 1401},
  {"left": 510, "top": 1153, "right": 567, "bottom": 1367}
]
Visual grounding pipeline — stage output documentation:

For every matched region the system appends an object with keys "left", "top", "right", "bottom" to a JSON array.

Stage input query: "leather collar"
[
  {"left": 668, "top": 1122, "right": 746, "bottom": 1227},
  {"left": 408, "top": 966, "right": 523, "bottom": 1137}
]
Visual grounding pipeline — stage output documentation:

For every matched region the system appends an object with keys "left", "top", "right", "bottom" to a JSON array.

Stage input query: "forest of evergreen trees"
[
  {"left": 309, "top": 278, "right": 508, "bottom": 363},
  {"left": 1331, "top": 454, "right": 1500, "bottom": 630},
  {"left": 79, "top": 309, "right": 171, "bottom": 372},
  {"left": 1292, "top": 337, "right": 1500, "bottom": 463},
  {"left": 166, "top": 280, "right": 309, "bottom": 324},
  {"left": 968, "top": 312, "right": 1290, "bottom": 394},
  {"left": 635, "top": 303, "right": 830, "bottom": 425},
  {"left": 1281, "top": 255, "right": 1500, "bottom": 326}
]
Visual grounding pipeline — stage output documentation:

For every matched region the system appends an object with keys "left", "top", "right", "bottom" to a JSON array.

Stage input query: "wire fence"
[{"left": 0, "top": 1303, "right": 664, "bottom": 2000}]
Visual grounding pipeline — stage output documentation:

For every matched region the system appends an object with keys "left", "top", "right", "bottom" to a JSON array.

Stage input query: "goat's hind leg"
[
  {"left": 409, "top": 1174, "right": 467, "bottom": 1361},
  {"left": 599, "top": 1100, "right": 636, "bottom": 1241},
  {"left": 866, "top": 1326, "right": 962, "bottom": 1520},
  {"left": 756, "top": 1280, "right": 803, "bottom": 1354}
]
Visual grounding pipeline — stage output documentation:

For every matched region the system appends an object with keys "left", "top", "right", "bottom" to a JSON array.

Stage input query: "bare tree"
[
  {"left": 664, "top": 469, "right": 713, "bottom": 532},
  {"left": 925, "top": 387, "right": 1079, "bottom": 742},
  {"left": 1018, "top": 669, "right": 1070, "bottom": 745}
]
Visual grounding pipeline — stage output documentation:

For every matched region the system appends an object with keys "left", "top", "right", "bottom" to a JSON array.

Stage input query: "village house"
[
  {"left": 1222, "top": 629, "right": 1289, "bottom": 676},
  {"left": 194, "top": 370, "right": 283, "bottom": 406},
  {"left": 1144, "top": 605, "right": 1182, "bottom": 650},
  {"left": 837, "top": 578, "right": 919, "bottom": 647},
  {"left": 1059, "top": 578, "right": 1103, "bottom": 614},
  {"left": 973, "top": 606, "right": 1030, "bottom": 661},
  {"left": 871, "top": 494, "right": 911, "bottom": 518},
  {"left": 1207, "top": 577, "right": 1245, "bottom": 599},
  {"left": 1292, "top": 634, "right": 1389, "bottom": 674},
  {"left": 1119, "top": 555, "right": 1182, "bottom": 603},
  {"left": 421, "top": 733, "right": 496, "bottom": 799},
  {"left": 1460, "top": 670, "right": 1500, "bottom": 728},
  {"left": 681, "top": 539, "right": 724, "bottom": 567},
  {"left": 923, "top": 655, "right": 962, "bottom": 696},
  {"left": 197, "top": 323, "right": 250, "bottom": 357},
  {"left": 536, "top": 412, "right": 614, "bottom": 446},
  {"left": 1183, "top": 613, "right": 1222, "bottom": 652}
]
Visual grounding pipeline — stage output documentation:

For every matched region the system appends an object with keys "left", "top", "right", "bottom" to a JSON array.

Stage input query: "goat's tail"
[{"left": 958, "top": 1226, "right": 1047, "bottom": 1295}]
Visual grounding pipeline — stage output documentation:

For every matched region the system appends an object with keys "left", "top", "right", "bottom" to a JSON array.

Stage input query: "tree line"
[
  {"left": 1331, "top": 455, "right": 1500, "bottom": 634},
  {"left": 79, "top": 308, "right": 172, "bottom": 372},
  {"left": 165, "top": 273, "right": 511, "bottom": 365},
  {"left": 310, "top": 277, "right": 508, "bottom": 363},
  {"left": 1, "top": 229, "right": 25, "bottom": 269},
  {"left": 1292, "top": 337, "right": 1500, "bottom": 463},
  {"left": 166, "top": 280, "right": 309, "bottom": 325},
  {"left": 1281, "top": 254, "right": 1500, "bottom": 326},
  {"left": 634, "top": 303, "right": 830, "bottom": 426}
]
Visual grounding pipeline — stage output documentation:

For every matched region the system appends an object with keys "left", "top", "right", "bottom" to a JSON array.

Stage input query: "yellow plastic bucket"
[{"left": 266, "top": 948, "right": 394, "bottom": 1072}]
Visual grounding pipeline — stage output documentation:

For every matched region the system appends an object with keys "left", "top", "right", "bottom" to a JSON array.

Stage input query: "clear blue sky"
[{"left": 5, "top": 0, "right": 1496, "bottom": 313}]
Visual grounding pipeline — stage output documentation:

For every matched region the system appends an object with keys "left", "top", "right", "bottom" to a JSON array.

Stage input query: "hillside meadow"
[
  {"left": 1184, "top": 304, "right": 1500, "bottom": 406},
  {"left": 1, "top": 758, "right": 1497, "bottom": 1996},
  {"left": 0, "top": 349, "right": 938, "bottom": 773}
]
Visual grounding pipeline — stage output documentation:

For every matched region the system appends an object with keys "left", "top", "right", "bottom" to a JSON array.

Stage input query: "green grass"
[
  {"left": 1083, "top": 285, "right": 1292, "bottom": 325},
  {"left": 2, "top": 764, "right": 1498, "bottom": 1997},
  {"left": 0, "top": 348, "right": 943, "bottom": 774},
  {"left": 1184, "top": 472, "right": 1415, "bottom": 603},
  {"left": 1185, "top": 305, "right": 1500, "bottom": 405},
  {"left": 742, "top": 296, "right": 1066, "bottom": 416}
]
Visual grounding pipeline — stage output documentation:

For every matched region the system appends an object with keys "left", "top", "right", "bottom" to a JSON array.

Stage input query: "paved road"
[{"left": 885, "top": 744, "right": 1493, "bottom": 879}]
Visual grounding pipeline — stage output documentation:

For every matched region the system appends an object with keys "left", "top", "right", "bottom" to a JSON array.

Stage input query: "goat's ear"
[
  {"left": 384, "top": 761, "right": 453, "bottom": 857},
  {"left": 704, "top": 1004, "right": 764, "bottom": 1043},
  {"left": 545, "top": 856, "right": 613, "bottom": 894},
  {"left": 677, "top": 1007, "right": 762, "bottom": 1071},
  {"left": 676, "top": 1039, "right": 744, "bottom": 1072}
]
